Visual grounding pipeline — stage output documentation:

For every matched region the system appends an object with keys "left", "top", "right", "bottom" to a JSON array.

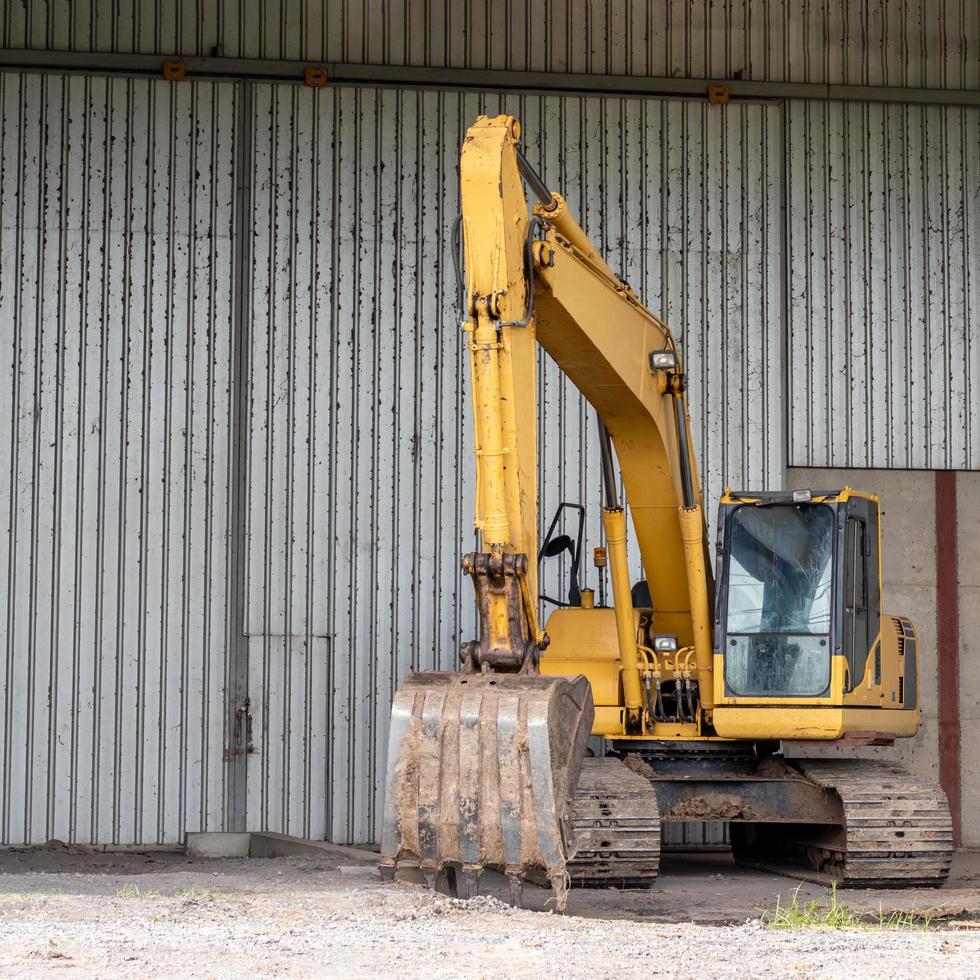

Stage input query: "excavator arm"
[
  {"left": 455, "top": 116, "right": 544, "bottom": 673},
  {"left": 529, "top": 176, "right": 715, "bottom": 713}
]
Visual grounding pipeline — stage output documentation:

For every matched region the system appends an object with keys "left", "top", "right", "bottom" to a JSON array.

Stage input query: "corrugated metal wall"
[
  {"left": 787, "top": 100, "right": 980, "bottom": 470},
  {"left": 1, "top": 1, "right": 977, "bottom": 849},
  {"left": 3, "top": 1, "right": 978, "bottom": 90},
  {"left": 242, "top": 84, "right": 783, "bottom": 842},
  {"left": 0, "top": 71, "right": 783, "bottom": 845},
  {"left": 325, "top": 0, "right": 980, "bottom": 88},
  {"left": 0, "top": 71, "right": 241, "bottom": 845}
]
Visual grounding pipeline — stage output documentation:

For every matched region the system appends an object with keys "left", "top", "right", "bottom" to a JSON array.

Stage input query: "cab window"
[{"left": 723, "top": 504, "right": 833, "bottom": 697}]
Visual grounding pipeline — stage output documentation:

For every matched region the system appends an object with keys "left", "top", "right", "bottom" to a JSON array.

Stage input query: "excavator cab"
[{"left": 711, "top": 488, "right": 919, "bottom": 740}]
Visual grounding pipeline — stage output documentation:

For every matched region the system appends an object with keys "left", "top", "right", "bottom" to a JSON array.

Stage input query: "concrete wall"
[
  {"left": 787, "top": 468, "right": 980, "bottom": 848},
  {"left": 959, "top": 474, "right": 980, "bottom": 848}
]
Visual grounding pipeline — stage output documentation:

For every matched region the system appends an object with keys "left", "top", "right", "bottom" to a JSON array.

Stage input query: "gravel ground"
[{"left": 0, "top": 848, "right": 978, "bottom": 978}]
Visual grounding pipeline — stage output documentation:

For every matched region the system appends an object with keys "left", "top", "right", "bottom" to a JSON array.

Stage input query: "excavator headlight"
[
  {"left": 792, "top": 489, "right": 812, "bottom": 503},
  {"left": 653, "top": 634, "right": 678, "bottom": 653},
  {"left": 649, "top": 350, "right": 677, "bottom": 371}
]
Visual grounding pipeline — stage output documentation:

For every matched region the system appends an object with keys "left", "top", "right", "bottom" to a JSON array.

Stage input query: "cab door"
[{"left": 839, "top": 497, "right": 881, "bottom": 690}]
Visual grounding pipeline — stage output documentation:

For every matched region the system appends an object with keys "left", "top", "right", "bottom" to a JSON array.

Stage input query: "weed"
[
  {"left": 877, "top": 908, "right": 933, "bottom": 930},
  {"left": 115, "top": 885, "right": 237, "bottom": 902},
  {"left": 170, "top": 888, "right": 238, "bottom": 902},
  {"left": 115, "top": 885, "right": 161, "bottom": 899},
  {"left": 149, "top": 911, "right": 184, "bottom": 924},
  {"left": 763, "top": 883, "right": 932, "bottom": 931}
]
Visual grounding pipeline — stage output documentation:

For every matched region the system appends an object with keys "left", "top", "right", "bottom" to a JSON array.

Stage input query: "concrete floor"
[
  {"left": 442, "top": 849, "right": 980, "bottom": 924},
  {"left": 1, "top": 844, "right": 979, "bottom": 924},
  {"left": 0, "top": 845, "right": 978, "bottom": 977}
]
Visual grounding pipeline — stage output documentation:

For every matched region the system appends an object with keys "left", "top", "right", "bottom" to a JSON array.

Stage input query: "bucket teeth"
[
  {"left": 506, "top": 871, "right": 525, "bottom": 907},
  {"left": 380, "top": 671, "right": 594, "bottom": 901},
  {"left": 549, "top": 874, "right": 569, "bottom": 914},
  {"left": 460, "top": 865, "right": 482, "bottom": 899}
]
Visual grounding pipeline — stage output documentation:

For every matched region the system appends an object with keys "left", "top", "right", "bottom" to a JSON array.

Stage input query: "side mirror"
[{"left": 541, "top": 534, "right": 574, "bottom": 558}]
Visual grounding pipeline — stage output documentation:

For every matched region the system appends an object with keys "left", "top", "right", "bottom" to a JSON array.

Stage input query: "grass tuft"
[
  {"left": 763, "top": 883, "right": 932, "bottom": 931},
  {"left": 115, "top": 885, "right": 161, "bottom": 899},
  {"left": 115, "top": 885, "right": 237, "bottom": 902}
]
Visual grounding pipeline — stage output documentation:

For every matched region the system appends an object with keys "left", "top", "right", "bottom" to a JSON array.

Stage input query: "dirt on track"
[{"left": 0, "top": 846, "right": 979, "bottom": 978}]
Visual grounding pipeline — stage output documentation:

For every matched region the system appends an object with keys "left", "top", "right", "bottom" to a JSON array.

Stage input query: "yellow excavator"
[{"left": 379, "top": 115, "right": 952, "bottom": 908}]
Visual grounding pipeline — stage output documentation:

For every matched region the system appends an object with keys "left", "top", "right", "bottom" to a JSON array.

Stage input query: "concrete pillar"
[{"left": 957, "top": 472, "right": 980, "bottom": 847}]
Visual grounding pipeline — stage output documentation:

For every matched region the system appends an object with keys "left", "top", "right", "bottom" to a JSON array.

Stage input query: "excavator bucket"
[{"left": 379, "top": 671, "right": 594, "bottom": 908}]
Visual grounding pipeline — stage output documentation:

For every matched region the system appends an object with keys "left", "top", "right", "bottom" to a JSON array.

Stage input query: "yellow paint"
[
  {"left": 534, "top": 237, "right": 713, "bottom": 662},
  {"left": 543, "top": 607, "right": 631, "bottom": 719},
  {"left": 460, "top": 113, "right": 919, "bottom": 746},
  {"left": 620, "top": 722, "right": 703, "bottom": 739},
  {"left": 460, "top": 115, "right": 542, "bottom": 647},
  {"left": 712, "top": 706, "right": 920, "bottom": 740},
  {"left": 544, "top": 607, "right": 626, "bottom": 656},
  {"left": 678, "top": 504, "right": 715, "bottom": 707},
  {"left": 593, "top": 707, "right": 627, "bottom": 736},
  {"left": 602, "top": 506, "right": 643, "bottom": 723},
  {"left": 717, "top": 487, "right": 880, "bottom": 507}
]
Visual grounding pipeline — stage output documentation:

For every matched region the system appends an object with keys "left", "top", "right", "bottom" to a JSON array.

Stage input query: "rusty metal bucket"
[{"left": 379, "top": 671, "right": 594, "bottom": 908}]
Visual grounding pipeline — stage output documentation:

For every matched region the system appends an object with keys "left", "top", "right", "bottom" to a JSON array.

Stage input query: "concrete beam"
[
  {"left": 184, "top": 831, "right": 379, "bottom": 862},
  {"left": 185, "top": 832, "right": 251, "bottom": 858},
  {"left": 247, "top": 832, "right": 378, "bottom": 863}
]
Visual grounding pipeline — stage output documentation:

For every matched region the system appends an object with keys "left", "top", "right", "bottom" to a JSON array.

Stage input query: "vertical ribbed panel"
[
  {"left": 243, "top": 86, "right": 475, "bottom": 842},
  {"left": 787, "top": 101, "right": 980, "bottom": 469},
  {"left": 243, "top": 84, "right": 782, "bottom": 843},
  {"left": 244, "top": 85, "right": 480, "bottom": 842},
  {"left": 660, "top": 98, "right": 783, "bottom": 510},
  {"left": 662, "top": 821, "right": 729, "bottom": 849},
  {"left": 2, "top": 2, "right": 978, "bottom": 91},
  {"left": 1, "top": 12, "right": 975, "bottom": 852},
  {"left": 327, "top": 0, "right": 980, "bottom": 88},
  {"left": 0, "top": 71, "right": 238, "bottom": 845}
]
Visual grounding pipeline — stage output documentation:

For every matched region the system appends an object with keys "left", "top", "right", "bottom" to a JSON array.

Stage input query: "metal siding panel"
[
  {"left": 2, "top": 2, "right": 978, "bottom": 91},
  {"left": 349, "top": 85, "right": 378, "bottom": 844},
  {"left": 244, "top": 82, "right": 330, "bottom": 840},
  {"left": 968, "top": 108, "right": 980, "bottom": 456},
  {"left": 787, "top": 99, "right": 980, "bottom": 469},
  {"left": 243, "top": 84, "right": 782, "bottom": 844},
  {"left": 0, "top": 72, "right": 238, "bottom": 845},
  {"left": 0, "top": 69, "right": 23, "bottom": 843},
  {"left": 662, "top": 821, "right": 730, "bottom": 849},
  {"left": 865, "top": 102, "right": 890, "bottom": 469},
  {"left": 663, "top": 100, "right": 784, "bottom": 531}
]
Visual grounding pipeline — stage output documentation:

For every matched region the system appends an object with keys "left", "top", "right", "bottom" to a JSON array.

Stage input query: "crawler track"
[
  {"left": 732, "top": 759, "right": 953, "bottom": 887},
  {"left": 567, "top": 756, "right": 661, "bottom": 888}
]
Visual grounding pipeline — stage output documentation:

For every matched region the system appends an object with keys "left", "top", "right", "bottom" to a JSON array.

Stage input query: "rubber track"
[
  {"left": 796, "top": 760, "right": 953, "bottom": 887},
  {"left": 567, "top": 757, "right": 661, "bottom": 888}
]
